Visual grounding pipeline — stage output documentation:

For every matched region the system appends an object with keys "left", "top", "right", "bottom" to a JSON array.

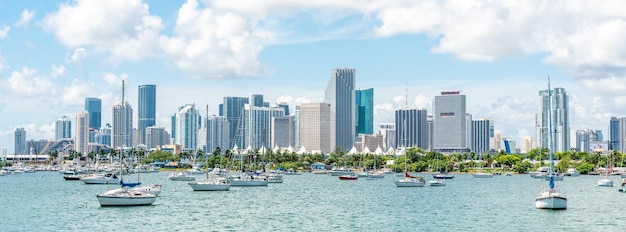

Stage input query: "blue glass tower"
[
  {"left": 85, "top": 98, "right": 101, "bottom": 130},
  {"left": 356, "top": 88, "right": 374, "bottom": 135},
  {"left": 325, "top": 68, "right": 356, "bottom": 152},
  {"left": 223, "top": 96, "right": 249, "bottom": 147},
  {"left": 138, "top": 84, "right": 156, "bottom": 145}
]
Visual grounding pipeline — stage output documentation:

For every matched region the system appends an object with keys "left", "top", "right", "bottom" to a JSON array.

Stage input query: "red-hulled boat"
[{"left": 339, "top": 175, "right": 358, "bottom": 180}]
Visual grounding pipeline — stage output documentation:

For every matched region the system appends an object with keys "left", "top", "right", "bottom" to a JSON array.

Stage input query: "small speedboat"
[{"left": 338, "top": 175, "right": 358, "bottom": 180}]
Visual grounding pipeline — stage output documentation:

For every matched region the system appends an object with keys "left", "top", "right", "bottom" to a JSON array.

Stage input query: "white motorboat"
[
  {"left": 97, "top": 188, "right": 156, "bottom": 206},
  {"left": 366, "top": 171, "right": 385, "bottom": 179},
  {"left": 428, "top": 179, "right": 445, "bottom": 186},
  {"left": 266, "top": 173, "right": 284, "bottom": 183},
  {"left": 566, "top": 168, "right": 580, "bottom": 177},
  {"left": 543, "top": 173, "right": 564, "bottom": 181},
  {"left": 168, "top": 172, "right": 196, "bottom": 181},
  {"left": 132, "top": 184, "right": 162, "bottom": 196},
  {"left": 189, "top": 178, "right": 230, "bottom": 191},
  {"left": 81, "top": 173, "right": 120, "bottom": 184}
]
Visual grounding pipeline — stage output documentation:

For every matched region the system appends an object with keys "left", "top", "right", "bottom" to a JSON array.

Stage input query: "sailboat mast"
[{"left": 548, "top": 77, "right": 555, "bottom": 189}]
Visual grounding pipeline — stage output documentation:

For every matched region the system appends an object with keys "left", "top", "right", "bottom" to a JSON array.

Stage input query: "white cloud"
[
  {"left": 51, "top": 64, "right": 65, "bottom": 77},
  {"left": 5, "top": 67, "right": 57, "bottom": 96},
  {"left": 67, "top": 47, "right": 87, "bottom": 63},
  {"left": 161, "top": 0, "right": 270, "bottom": 78},
  {"left": 0, "top": 26, "right": 9, "bottom": 39},
  {"left": 42, "top": 0, "right": 163, "bottom": 63},
  {"left": 0, "top": 55, "right": 7, "bottom": 73},
  {"left": 16, "top": 9, "right": 35, "bottom": 27},
  {"left": 102, "top": 72, "right": 129, "bottom": 87}
]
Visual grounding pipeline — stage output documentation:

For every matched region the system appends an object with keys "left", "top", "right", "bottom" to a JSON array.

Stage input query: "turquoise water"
[{"left": 1, "top": 172, "right": 625, "bottom": 231}]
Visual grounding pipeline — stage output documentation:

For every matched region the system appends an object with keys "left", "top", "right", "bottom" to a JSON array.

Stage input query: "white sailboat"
[
  {"left": 428, "top": 152, "right": 445, "bottom": 186},
  {"left": 393, "top": 148, "right": 425, "bottom": 187},
  {"left": 535, "top": 77, "right": 567, "bottom": 210},
  {"left": 96, "top": 80, "right": 156, "bottom": 207},
  {"left": 597, "top": 158, "right": 613, "bottom": 187}
]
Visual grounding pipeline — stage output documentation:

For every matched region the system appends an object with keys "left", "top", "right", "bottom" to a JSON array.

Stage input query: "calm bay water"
[{"left": 1, "top": 171, "right": 625, "bottom": 231}]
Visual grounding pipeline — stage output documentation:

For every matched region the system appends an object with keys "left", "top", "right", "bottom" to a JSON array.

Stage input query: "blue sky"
[{"left": 1, "top": 0, "right": 625, "bottom": 154}]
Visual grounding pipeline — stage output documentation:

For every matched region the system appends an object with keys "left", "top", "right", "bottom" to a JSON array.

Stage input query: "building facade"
[
  {"left": 271, "top": 116, "right": 295, "bottom": 148},
  {"left": 75, "top": 111, "right": 89, "bottom": 155},
  {"left": 146, "top": 126, "right": 168, "bottom": 150},
  {"left": 85, "top": 98, "right": 101, "bottom": 130},
  {"left": 14, "top": 128, "right": 26, "bottom": 155},
  {"left": 576, "top": 130, "right": 590, "bottom": 153},
  {"left": 222, "top": 96, "right": 249, "bottom": 148},
  {"left": 324, "top": 68, "right": 355, "bottom": 152},
  {"left": 356, "top": 88, "right": 374, "bottom": 135},
  {"left": 112, "top": 102, "right": 133, "bottom": 148},
  {"left": 433, "top": 91, "right": 469, "bottom": 153},
  {"left": 394, "top": 108, "right": 428, "bottom": 149},
  {"left": 300, "top": 103, "right": 333, "bottom": 154},
  {"left": 205, "top": 116, "right": 230, "bottom": 153},
  {"left": 174, "top": 104, "right": 199, "bottom": 150},
  {"left": 138, "top": 84, "right": 156, "bottom": 145},
  {"left": 379, "top": 123, "right": 396, "bottom": 150},
  {"left": 242, "top": 104, "right": 285, "bottom": 150},
  {"left": 471, "top": 119, "right": 490, "bottom": 154},
  {"left": 535, "top": 87, "right": 569, "bottom": 152},
  {"left": 55, "top": 116, "right": 72, "bottom": 140}
]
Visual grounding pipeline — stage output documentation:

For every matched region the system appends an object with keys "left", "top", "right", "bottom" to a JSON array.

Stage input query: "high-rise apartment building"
[
  {"left": 242, "top": 104, "right": 285, "bottom": 149},
  {"left": 394, "top": 108, "right": 428, "bottom": 149},
  {"left": 85, "top": 98, "right": 101, "bottom": 130},
  {"left": 276, "top": 102, "right": 290, "bottom": 116},
  {"left": 55, "top": 116, "right": 72, "bottom": 140},
  {"left": 433, "top": 91, "right": 468, "bottom": 153},
  {"left": 379, "top": 123, "right": 396, "bottom": 150},
  {"left": 205, "top": 116, "right": 230, "bottom": 153},
  {"left": 14, "top": 128, "right": 26, "bottom": 155},
  {"left": 300, "top": 103, "right": 333, "bottom": 154},
  {"left": 250, "top": 94, "right": 264, "bottom": 107},
  {"left": 356, "top": 88, "right": 374, "bottom": 135},
  {"left": 138, "top": 84, "right": 156, "bottom": 145},
  {"left": 576, "top": 130, "right": 590, "bottom": 153},
  {"left": 112, "top": 102, "right": 133, "bottom": 148},
  {"left": 324, "top": 68, "right": 355, "bottom": 152},
  {"left": 427, "top": 115, "right": 434, "bottom": 151},
  {"left": 146, "top": 126, "right": 168, "bottom": 150},
  {"left": 95, "top": 125, "right": 111, "bottom": 146},
  {"left": 75, "top": 111, "right": 89, "bottom": 155},
  {"left": 174, "top": 104, "right": 199, "bottom": 150},
  {"left": 222, "top": 96, "right": 249, "bottom": 147},
  {"left": 471, "top": 119, "right": 490, "bottom": 154},
  {"left": 536, "top": 87, "right": 569, "bottom": 152}
]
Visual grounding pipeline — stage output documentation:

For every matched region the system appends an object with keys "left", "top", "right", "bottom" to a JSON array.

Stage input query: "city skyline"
[{"left": 1, "top": 1, "right": 626, "bottom": 153}]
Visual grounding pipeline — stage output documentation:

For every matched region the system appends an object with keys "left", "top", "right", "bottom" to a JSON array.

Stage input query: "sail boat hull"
[
  {"left": 97, "top": 189, "right": 156, "bottom": 206},
  {"left": 535, "top": 194, "right": 567, "bottom": 210}
]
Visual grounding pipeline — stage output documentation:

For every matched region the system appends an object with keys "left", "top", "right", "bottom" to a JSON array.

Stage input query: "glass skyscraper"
[
  {"left": 85, "top": 98, "right": 101, "bottom": 130},
  {"left": 14, "top": 128, "right": 26, "bottom": 155},
  {"left": 55, "top": 116, "right": 72, "bottom": 140},
  {"left": 324, "top": 68, "right": 356, "bottom": 152},
  {"left": 222, "top": 96, "right": 249, "bottom": 148},
  {"left": 356, "top": 88, "right": 374, "bottom": 135},
  {"left": 112, "top": 102, "right": 133, "bottom": 148},
  {"left": 138, "top": 84, "right": 156, "bottom": 145},
  {"left": 395, "top": 108, "right": 428, "bottom": 149},
  {"left": 535, "top": 87, "right": 569, "bottom": 152}
]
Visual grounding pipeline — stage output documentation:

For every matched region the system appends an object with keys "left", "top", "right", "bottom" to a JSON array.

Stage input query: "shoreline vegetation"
[{"left": 7, "top": 146, "right": 621, "bottom": 176}]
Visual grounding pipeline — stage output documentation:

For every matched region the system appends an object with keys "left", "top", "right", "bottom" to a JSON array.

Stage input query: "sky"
[{"left": 1, "top": 0, "right": 626, "bottom": 154}]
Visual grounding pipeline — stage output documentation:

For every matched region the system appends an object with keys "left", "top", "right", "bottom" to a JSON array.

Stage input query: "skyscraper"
[
  {"left": 146, "top": 126, "right": 168, "bottom": 150},
  {"left": 324, "top": 68, "right": 355, "bottom": 152},
  {"left": 300, "top": 103, "right": 333, "bottom": 154},
  {"left": 250, "top": 94, "right": 264, "bottom": 107},
  {"left": 610, "top": 117, "right": 620, "bottom": 151},
  {"left": 576, "top": 130, "right": 590, "bottom": 153},
  {"left": 276, "top": 102, "right": 290, "bottom": 116},
  {"left": 85, "top": 98, "right": 101, "bottom": 130},
  {"left": 433, "top": 91, "right": 469, "bottom": 153},
  {"left": 222, "top": 96, "right": 249, "bottom": 148},
  {"left": 271, "top": 116, "right": 295, "bottom": 148},
  {"left": 14, "top": 128, "right": 26, "bottom": 155},
  {"left": 471, "top": 119, "right": 490, "bottom": 154},
  {"left": 55, "top": 116, "right": 72, "bottom": 140},
  {"left": 174, "top": 104, "right": 199, "bottom": 150},
  {"left": 112, "top": 102, "right": 133, "bottom": 148},
  {"left": 394, "top": 108, "right": 428, "bottom": 149},
  {"left": 75, "top": 111, "right": 89, "bottom": 155},
  {"left": 356, "top": 88, "right": 374, "bottom": 135},
  {"left": 379, "top": 123, "right": 396, "bottom": 150},
  {"left": 242, "top": 104, "right": 285, "bottom": 149},
  {"left": 205, "top": 116, "right": 230, "bottom": 153},
  {"left": 138, "top": 84, "right": 156, "bottom": 145},
  {"left": 535, "top": 87, "right": 569, "bottom": 152}
]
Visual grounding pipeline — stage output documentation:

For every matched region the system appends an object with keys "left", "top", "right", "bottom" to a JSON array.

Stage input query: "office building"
[
  {"left": 205, "top": 116, "right": 230, "bottom": 153},
  {"left": 222, "top": 96, "right": 249, "bottom": 147},
  {"left": 324, "top": 68, "right": 356, "bottom": 152},
  {"left": 146, "top": 126, "right": 168, "bottom": 150},
  {"left": 271, "top": 116, "right": 295, "bottom": 148},
  {"left": 242, "top": 104, "right": 285, "bottom": 149},
  {"left": 576, "top": 130, "right": 590, "bottom": 153},
  {"left": 356, "top": 88, "right": 374, "bottom": 135},
  {"left": 174, "top": 104, "right": 200, "bottom": 150},
  {"left": 138, "top": 84, "right": 156, "bottom": 145},
  {"left": 433, "top": 91, "right": 469, "bottom": 153},
  {"left": 300, "top": 103, "right": 333, "bottom": 154},
  {"left": 379, "top": 123, "right": 396, "bottom": 150},
  {"left": 395, "top": 108, "right": 428, "bottom": 149},
  {"left": 85, "top": 98, "right": 101, "bottom": 130},
  {"left": 14, "top": 128, "right": 26, "bottom": 155},
  {"left": 471, "top": 119, "right": 490, "bottom": 154}
]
